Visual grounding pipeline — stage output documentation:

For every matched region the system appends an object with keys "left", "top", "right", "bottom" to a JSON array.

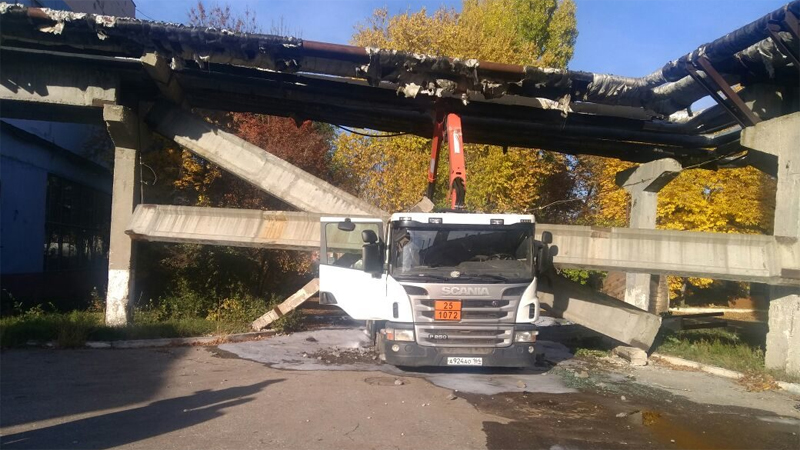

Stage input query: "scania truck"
[{"left": 318, "top": 211, "right": 552, "bottom": 367}]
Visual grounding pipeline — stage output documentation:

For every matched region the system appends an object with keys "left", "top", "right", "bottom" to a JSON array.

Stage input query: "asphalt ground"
[{"left": 1, "top": 328, "right": 799, "bottom": 450}]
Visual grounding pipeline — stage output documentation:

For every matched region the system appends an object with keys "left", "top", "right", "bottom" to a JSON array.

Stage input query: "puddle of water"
[{"left": 219, "top": 327, "right": 577, "bottom": 395}]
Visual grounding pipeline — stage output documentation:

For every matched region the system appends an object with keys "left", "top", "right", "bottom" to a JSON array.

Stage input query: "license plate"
[
  {"left": 435, "top": 300, "right": 461, "bottom": 321},
  {"left": 447, "top": 357, "right": 483, "bottom": 366}
]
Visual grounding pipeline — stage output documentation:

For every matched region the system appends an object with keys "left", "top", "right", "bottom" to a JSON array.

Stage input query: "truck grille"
[
  {"left": 415, "top": 325, "right": 513, "bottom": 347},
  {"left": 413, "top": 299, "right": 517, "bottom": 323}
]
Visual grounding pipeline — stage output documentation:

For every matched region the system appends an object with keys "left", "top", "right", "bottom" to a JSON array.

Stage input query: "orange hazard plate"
[{"left": 434, "top": 300, "right": 461, "bottom": 321}]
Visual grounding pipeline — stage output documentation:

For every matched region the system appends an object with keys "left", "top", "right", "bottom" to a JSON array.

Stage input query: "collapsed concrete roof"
[{"left": 0, "top": 2, "right": 798, "bottom": 164}]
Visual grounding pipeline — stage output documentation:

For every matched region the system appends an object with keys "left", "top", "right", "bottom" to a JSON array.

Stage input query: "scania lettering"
[{"left": 318, "top": 212, "right": 553, "bottom": 367}]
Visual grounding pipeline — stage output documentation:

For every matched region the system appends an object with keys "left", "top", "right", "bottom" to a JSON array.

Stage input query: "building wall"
[
  {"left": 1, "top": 0, "right": 129, "bottom": 310},
  {"left": 0, "top": 157, "right": 48, "bottom": 275},
  {"left": 1, "top": 123, "right": 112, "bottom": 308}
]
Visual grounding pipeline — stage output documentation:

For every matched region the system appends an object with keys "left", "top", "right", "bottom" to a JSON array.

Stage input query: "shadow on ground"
[
  {"left": 0, "top": 380, "right": 282, "bottom": 449},
  {"left": 0, "top": 348, "right": 192, "bottom": 429}
]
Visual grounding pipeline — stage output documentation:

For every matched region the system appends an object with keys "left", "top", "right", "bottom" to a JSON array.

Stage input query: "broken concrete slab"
[
  {"left": 251, "top": 278, "right": 320, "bottom": 331},
  {"left": 612, "top": 346, "right": 648, "bottom": 366},
  {"left": 538, "top": 273, "right": 662, "bottom": 350}
]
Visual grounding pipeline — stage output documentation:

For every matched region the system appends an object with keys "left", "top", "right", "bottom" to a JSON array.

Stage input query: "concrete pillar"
[
  {"left": 103, "top": 105, "right": 144, "bottom": 326},
  {"left": 615, "top": 158, "right": 682, "bottom": 312},
  {"left": 741, "top": 112, "right": 800, "bottom": 375}
]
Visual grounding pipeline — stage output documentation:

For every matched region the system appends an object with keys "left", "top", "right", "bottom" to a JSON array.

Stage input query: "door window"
[{"left": 322, "top": 221, "right": 381, "bottom": 268}]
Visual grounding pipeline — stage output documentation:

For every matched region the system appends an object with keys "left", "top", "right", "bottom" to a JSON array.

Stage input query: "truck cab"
[{"left": 318, "top": 212, "right": 551, "bottom": 367}]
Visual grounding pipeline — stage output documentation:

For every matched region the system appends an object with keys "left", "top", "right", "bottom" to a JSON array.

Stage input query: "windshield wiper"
[
  {"left": 458, "top": 273, "right": 511, "bottom": 282},
  {"left": 395, "top": 273, "right": 451, "bottom": 281}
]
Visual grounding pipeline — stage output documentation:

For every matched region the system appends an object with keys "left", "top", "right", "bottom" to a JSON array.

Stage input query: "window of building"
[{"left": 43, "top": 174, "right": 111, "bottom": 271}]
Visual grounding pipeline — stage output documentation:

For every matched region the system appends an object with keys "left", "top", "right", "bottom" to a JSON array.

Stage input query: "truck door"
[{"left": 319, "top": 217, "right": 387, "bottom": 320}]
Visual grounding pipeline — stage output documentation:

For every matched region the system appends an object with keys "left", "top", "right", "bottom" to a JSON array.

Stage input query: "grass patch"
[
  {"left": 656, "top": 328, "right": 765, "bottom": 373},
  {"left": 654, "top": 328, "right": 800, "bottom": 384},
  {"left": 0, "top": 311, "right": 253, "bottom": 348}
]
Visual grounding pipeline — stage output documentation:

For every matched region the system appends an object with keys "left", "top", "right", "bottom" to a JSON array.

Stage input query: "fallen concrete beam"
[
  {"left": 252, "top": 278, "right": 320, "bottom": 331},
  {"left": 127, "top": 205, "right": 325, "bottom": 251},
  {"left": 538, "top": 274, "right": 663, "bottom": 350},
  {"left": 127, "top": 206, "right": 800, "bottom": 286},
  {"left": 146, "top": 103, "right": 385, "bottom": 216},
  {"left": 538, "top": 224, "right": 800, "bottom": 286}
]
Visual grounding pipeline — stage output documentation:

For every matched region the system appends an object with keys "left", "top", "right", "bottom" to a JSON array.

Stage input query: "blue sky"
[{"left": 134, "top": 0, "right": 788, "bottom": 77}]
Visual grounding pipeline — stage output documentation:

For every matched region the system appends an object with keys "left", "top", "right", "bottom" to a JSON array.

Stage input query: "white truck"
[{"left": 318, "top": 211, "right": 553, "bottom": 367}]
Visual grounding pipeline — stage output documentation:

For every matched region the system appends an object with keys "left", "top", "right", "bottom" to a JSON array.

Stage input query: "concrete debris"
[
  {"left": 576, "top": 371, "right": 590, "bottom": 379},
  {"left": 616, "top": 412, "right": 627, "bottom": 418},
  {"left": 516, "top": 380, "right": 527, "bottom": 389},
  {"left": 621, "top": 395, "right": 627, "bottom": 401},
  {"left": 446, "top": 393, "right": 458, "bottom": 401},
  {"left": 394, "top": 379, "right": 404, "bottom": 386},
  {"left": 613, "top": 346, "right": 649, "bottom": 366},
  {"left": 251, "top": 279, "right": 320, "bottom": 331}
]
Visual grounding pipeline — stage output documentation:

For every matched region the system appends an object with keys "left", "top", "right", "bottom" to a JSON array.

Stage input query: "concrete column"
[
  {"left": 103, "top": 105, "right": 144, "bottom": 326},
  {"left": 615, "top": 159, "right": 682, "bottom": 312},
  {"left": 742, "top": 112, "right": 800, "bottom": 375}
]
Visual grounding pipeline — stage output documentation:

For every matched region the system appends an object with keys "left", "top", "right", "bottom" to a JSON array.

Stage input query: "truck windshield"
[{"left": 389, "top": 224, "right": 533, "bottom": 282}]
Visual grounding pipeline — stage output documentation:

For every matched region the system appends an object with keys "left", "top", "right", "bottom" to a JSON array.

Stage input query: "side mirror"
[
  {"left": 362, "top": 242, "right": 383, "bottom": 274},
  {"left": 362, "top": 229, "right": 378, "bottom": 244},
  {"left": 338, "top": 219, "right": 356, "bottom": 232},
  {"left": 541, "top": 231, "right": 553, "bottom": 245}
]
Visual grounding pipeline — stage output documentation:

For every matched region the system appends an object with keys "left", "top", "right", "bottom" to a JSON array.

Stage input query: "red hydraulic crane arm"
[{"left": 426, "top": 112, "right": 467, "bottom": 210}]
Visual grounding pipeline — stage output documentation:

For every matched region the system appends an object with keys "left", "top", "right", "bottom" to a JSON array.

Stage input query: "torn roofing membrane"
[{"left": 0, "top": 1, "right": 797, "bottom": 163}]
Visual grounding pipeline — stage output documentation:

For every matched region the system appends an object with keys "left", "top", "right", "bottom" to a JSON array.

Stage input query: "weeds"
[
  {"left": 653, "top": 328, "right": 800, "bottom": 384},
  {"left": 656, "top": 328, "right": 764, "bottom": 373}
]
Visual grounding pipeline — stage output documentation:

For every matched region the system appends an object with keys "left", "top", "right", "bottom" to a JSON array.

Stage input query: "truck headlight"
[
  {"left": 385, "top": 328, "right": 414, "bottom": 342},
  {"left": 514, "top": 330, "right": 537, "bottom": 343}
]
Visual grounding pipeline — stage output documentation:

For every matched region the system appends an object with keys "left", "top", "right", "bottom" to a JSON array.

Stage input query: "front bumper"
[{"left": 380, "top": 323, "right": 538, "bottom": 368}]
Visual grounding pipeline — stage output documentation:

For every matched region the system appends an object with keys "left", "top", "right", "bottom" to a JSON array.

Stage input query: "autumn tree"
[
  {"left": 577, "top": 154, "right": 777, "bottom": 301},
  {"left": 333, "top": 0, "right": 579, "bottom": 216}
]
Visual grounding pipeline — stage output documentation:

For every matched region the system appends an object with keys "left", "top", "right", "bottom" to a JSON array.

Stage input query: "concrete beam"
[
  {"left": 0, "top": 56, "right": 117, "bottom": 109},
  {"left": 742, "top": 112, "right": 800, "bottom": 239},
  {"left": 127, "top": 205, "right": 326, "bottom": 251},
  {"left": 741, "top": 112, "right": 800, "bottom": 375},
  {"left": 538, "top": 224, "right": 800, "bottom": 286},
  {"left": 146, "top": 103, "right": 385, "bottom": 216},
  {"left": 125, "top": 205, "right": 799, "bottom": 286},
  {"left": 104, "top": 105, "right": 143, "bottom": 326},
  {"left": 251, "top": 278, "right": 320, "bottom": 331},
  {"left": 538, "top": 273, "right": 662, "bottom": 350}
]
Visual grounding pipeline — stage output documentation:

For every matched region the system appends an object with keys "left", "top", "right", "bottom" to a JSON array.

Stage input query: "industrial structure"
[
  {"left": 0, "top": 0, "right": 134, "bottom": 304},
  {"left": 0, "top": 2, "right": 797, "bottom": 372}
]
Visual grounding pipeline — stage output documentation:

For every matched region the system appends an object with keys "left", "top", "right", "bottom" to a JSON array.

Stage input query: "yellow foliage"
[
  {"left": 658, "top": 166, "right": 775, "bottom": 234},
  {"left": 353, "top": 0, "right": 577, "bottom": 67},
  {"left": 579, "top": 156, "right": 635, "bottom": 227},
  {"left": 584, "top": 156, "right": 777, "bottom": 299},
  {"left": 337, "top": 0, "right": 578, "bottom": 214}
]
